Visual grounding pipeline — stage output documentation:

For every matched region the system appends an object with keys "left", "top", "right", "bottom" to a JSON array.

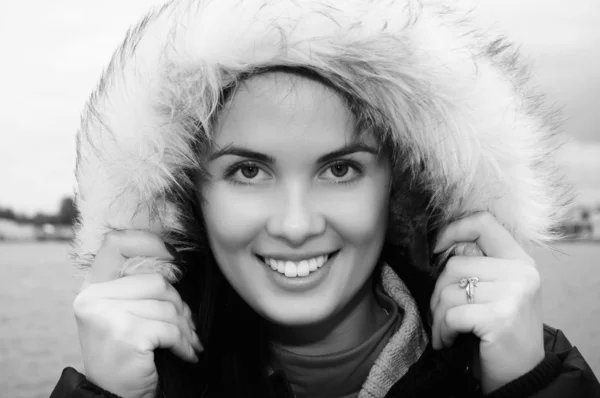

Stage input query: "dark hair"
[{"left": 155, "top": 66, "right": 440, "bottom": 398}]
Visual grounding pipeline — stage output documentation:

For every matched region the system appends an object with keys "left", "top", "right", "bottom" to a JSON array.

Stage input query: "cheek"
[
  {"left": 322, "top": 180, "right": 389, "bottom": 244},
  {"left": 200, "top": 183, "right": 268, "bottom": 249}
]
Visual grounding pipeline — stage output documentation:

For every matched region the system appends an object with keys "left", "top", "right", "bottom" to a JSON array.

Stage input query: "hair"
[{"left": 152, "top": 65, "right": 441, "bottom": 398}]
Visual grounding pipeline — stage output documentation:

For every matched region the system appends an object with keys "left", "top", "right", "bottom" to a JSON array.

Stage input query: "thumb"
[{"left": 85, "top": 230, "right": 178, "bottom": 287}]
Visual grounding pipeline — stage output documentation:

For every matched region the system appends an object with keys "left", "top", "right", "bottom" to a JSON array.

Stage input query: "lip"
[
  {"left": 256, "top": 251, "right": 335, "bottom": 262},
  {"left": 257, "top": 250, "right": 340, "bottom": 292}
]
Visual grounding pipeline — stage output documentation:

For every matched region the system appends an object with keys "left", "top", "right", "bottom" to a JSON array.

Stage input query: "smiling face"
[{"left": 199, "top": 72, "right": 391, "bottom": 327}]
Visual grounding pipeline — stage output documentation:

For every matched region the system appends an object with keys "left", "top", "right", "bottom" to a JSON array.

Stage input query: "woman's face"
[{"left": 200, "top": 72, "right": 391, "bottom": 326}]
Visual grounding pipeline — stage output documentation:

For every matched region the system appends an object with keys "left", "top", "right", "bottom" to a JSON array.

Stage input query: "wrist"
[
  {"left": 482, "top": 352, "right": 563, "bottom": 398},
  {"left": 481, "top": 347, "right": 545, "bottom": 394}
]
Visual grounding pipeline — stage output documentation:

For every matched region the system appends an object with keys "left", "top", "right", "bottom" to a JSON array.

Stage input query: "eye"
[
  {"left": 225, "top": 161, "right": 272, "bottom": 185},
  {"left": 240, "top": 165, "right": 259, "bottom": 178},
  {"left": 319, "top": 161, "right": 362, "bottom": 183},
  {"left": 330, "top": 163, "right": 349, "bottom": 177}
]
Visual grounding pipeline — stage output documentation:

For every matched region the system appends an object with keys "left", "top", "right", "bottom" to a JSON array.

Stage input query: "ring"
[{"left": 459, "top": 277, "right": 479, "bottom": 304}]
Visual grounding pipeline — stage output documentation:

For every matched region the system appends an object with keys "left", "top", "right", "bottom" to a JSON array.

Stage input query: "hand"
[
  {"left": 73, "top": 230, "right": 203, "bottom": 398},
  {"left": 430, "top": 212, "right": 544, "bottom": 394}
]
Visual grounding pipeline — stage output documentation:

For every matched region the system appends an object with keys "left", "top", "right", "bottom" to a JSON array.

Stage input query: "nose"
[{"left": 266, "top": 182, "right": 326, "bottom": 246}]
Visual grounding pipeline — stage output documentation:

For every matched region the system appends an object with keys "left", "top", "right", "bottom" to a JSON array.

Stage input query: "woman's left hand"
[{"left": 430, "top": 212, "right": 545, "bottom": 394}]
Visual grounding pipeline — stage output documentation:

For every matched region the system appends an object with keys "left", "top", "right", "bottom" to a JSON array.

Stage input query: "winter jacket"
[
  {"left": 52, "top": 0, "right": 599, "bottom": 397},
  {"left": 51, "top": 270, "right": 600, "bottom": 397},
  {"left": 49, "top": 328, "right": 600, "bottom": 398}
]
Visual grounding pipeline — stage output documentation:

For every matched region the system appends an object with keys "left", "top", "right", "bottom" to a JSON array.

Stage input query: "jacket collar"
[{"left": 358, "top": 264, "right": 429, "bottom": 398}]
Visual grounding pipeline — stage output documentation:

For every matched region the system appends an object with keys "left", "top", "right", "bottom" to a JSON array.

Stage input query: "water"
[
  {"left": 1, "top": 242, "right": 599, "bottom": 397},
  {"left": 0, "top": 243, "right": 83, "bottom": 398}
]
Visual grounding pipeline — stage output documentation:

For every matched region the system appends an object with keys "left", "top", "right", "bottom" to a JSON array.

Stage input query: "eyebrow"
[{"left": 208, "top": 142, "right": 379, "bottom": 163}]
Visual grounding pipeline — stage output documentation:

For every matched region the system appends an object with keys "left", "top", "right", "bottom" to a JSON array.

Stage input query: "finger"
[
  {"left": 439, "top": 304, "right": 490, "bottom": 348},
  {"left": 84, "top": 274, "right": 185, "bottom": 314},
  {"left": 452, "top": 242, "right": 484, "bottom": 257},
  {"left": 119, "top": 299, "right": 182, "bottom": 323},
  {"left": 181, "top": 305, "right": 202, "bottom": 350},
  {"left": 140, "top": 319, "right": 200, "bottom": 363},
  {"left": 431, "top": 282, "right": 498, "bottom": 349},
  {"left": 119, "top": 300, "right": 202, "bottom": 351},
  {"left": 433, "top": 212, "right": 532, "bottom": 264},
  {"left": 431, "top": 256, "right": 510, "bottom": 310},
  {"left": 88, "top": 230, "right": 179, "bottom": 285}
]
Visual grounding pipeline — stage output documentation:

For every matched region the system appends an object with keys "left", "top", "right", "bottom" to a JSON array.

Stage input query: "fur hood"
[{"left": 74, "top": 0, "right": 569, "bottom": 280}]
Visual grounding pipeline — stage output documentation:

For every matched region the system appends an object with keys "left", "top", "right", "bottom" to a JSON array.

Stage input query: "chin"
[{"left": 257, "top": 296, "right": 337, "bottom": 327}]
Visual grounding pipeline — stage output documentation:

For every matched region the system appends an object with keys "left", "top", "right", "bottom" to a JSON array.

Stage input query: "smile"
[{"left": 257, "top": 251, "right": 338, "bottom": 278}]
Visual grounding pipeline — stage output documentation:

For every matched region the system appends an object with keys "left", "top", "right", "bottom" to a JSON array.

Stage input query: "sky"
[{"left": 0, "top": 0, "right": 599, "bottom": 215}]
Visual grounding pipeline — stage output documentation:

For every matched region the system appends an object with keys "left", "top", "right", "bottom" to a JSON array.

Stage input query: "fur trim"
[{"left": 74, "top": 0, "right": 570, "bottom": 280}]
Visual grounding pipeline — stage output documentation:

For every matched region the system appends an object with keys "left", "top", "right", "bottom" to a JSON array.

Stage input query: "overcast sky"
[{"left": 0, "top": 0, "right": 599, "bottom": 215}]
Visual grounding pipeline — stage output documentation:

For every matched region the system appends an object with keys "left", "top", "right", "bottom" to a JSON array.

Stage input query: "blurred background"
[{"left": 0, "top": 0, "right": 599, "bottom": 397}]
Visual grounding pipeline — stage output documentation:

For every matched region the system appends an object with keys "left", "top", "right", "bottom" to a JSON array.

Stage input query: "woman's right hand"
[{"left": 72, "top": 230, "right": 203, "bottom": 398}]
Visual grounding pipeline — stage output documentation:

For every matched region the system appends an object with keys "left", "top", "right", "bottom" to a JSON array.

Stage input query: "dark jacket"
[{"left": 51, "top": 325, "right": 600, "bottom": 398}]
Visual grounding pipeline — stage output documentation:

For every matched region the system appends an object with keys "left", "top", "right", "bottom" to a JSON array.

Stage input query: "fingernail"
[
  {"left": 187, "top": 315, "right": 197, "bottom": 332},
  {"left": 164, "top": 242, "right": 182, "bottom": 262},
  {"left": 193, "top": 332, "right": 204, "bottom": 352}
]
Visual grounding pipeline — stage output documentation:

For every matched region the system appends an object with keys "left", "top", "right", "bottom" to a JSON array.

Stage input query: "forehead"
[{"left": 212, "top": 72, "right": 377, "bottom": 149}]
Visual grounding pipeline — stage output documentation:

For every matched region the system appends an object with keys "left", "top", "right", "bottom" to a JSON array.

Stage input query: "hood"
[{"left": 74, "top": 0, "right": 569, "bottom": 280}]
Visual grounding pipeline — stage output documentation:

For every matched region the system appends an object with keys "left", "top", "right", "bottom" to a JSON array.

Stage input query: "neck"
[{"left": 267, "top": 278, "right": 387, "bottom": 355}]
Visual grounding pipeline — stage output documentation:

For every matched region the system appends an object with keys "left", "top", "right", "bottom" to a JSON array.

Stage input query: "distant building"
[
  {"left": 0, "top": 219, "right": 37, "bottom": 240},
  {"left": 37, "top": 223, "right": 74, "bottom": 241},
  {"left": 560, "top": 205, "right": 597, "bottom": 240},
  {"left": 589, "top": 212, "right": 600, "bottom": 240},
  {"left": 0, "top": 219, "right": 74, "bottom": 241}
]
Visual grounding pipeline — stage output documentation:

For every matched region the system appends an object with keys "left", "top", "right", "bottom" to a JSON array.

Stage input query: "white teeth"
[
  {"left": 262, "top": 254, "right": 333, "bottom": 278},
  {"left": 284, "top": 261, "right": 297, "bottom": 277},
  {"left": 315, "top": 255, "right": 326, "bottom": 268},
  {"left": 269, "top": 259, "right": 277, "bottom": 271},
  {"left": 297, "top": 261, "right": 309, "bottom": 277}
]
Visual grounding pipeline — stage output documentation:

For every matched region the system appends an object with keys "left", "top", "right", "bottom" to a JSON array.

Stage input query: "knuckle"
[
  {"left": 149, "top": 233, "right": 167, "bottom": 247},
  {"left": 445, "top": 256, "right": 460, "bottom": 271},
  {"left": 101, "top": 230, "right": 124, "bottom": 248},
  {"left": 73, "top": 292, "right": 94, "bottom": 318},
  {"left": 182, "top": 302, "right": 191, "bottom": 318},
  {"left": 137, "top": 230, "right": 166, "bottom": 249},
  {"left": 523, "top": 267, "right": 541, "bottom": 283},
  {"left": 149, "top": 273, "right": 169, "bottom": 291},
  {"left": 72, "top": 294, "right": 87, "bottom": 317},
  {"left": 444, "top": 308, "right": 456, "bottom": 327},
  {"left": 439, "top": 286, "right": 454, "bottom": 304},
  {"left": 523, "top": 254, "right": 537, "bottom": 267},
  {"left": 171, "top": 324, "right": 183, "bottom": 342},
  {"left": 474, "top": 211, "right": 495, "bottom": 228},
  {"left": 519, "top": 266, "right": 541, "bottom": 292},
  {"left": 525, "top": 267, "right": 541, "bottom": 288},
  {"left": 164, "top": 301, "right": 178, "bottom": 319}
]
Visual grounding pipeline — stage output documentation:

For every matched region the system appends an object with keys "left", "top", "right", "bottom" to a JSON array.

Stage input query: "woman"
[{"left": 51, "top": 0, "right": 599, "bottom": 397}]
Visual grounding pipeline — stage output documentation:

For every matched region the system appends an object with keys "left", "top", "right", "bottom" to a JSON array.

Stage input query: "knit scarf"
[{"left": 358, "top": 264, "right": 429, "bottom": 398}]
